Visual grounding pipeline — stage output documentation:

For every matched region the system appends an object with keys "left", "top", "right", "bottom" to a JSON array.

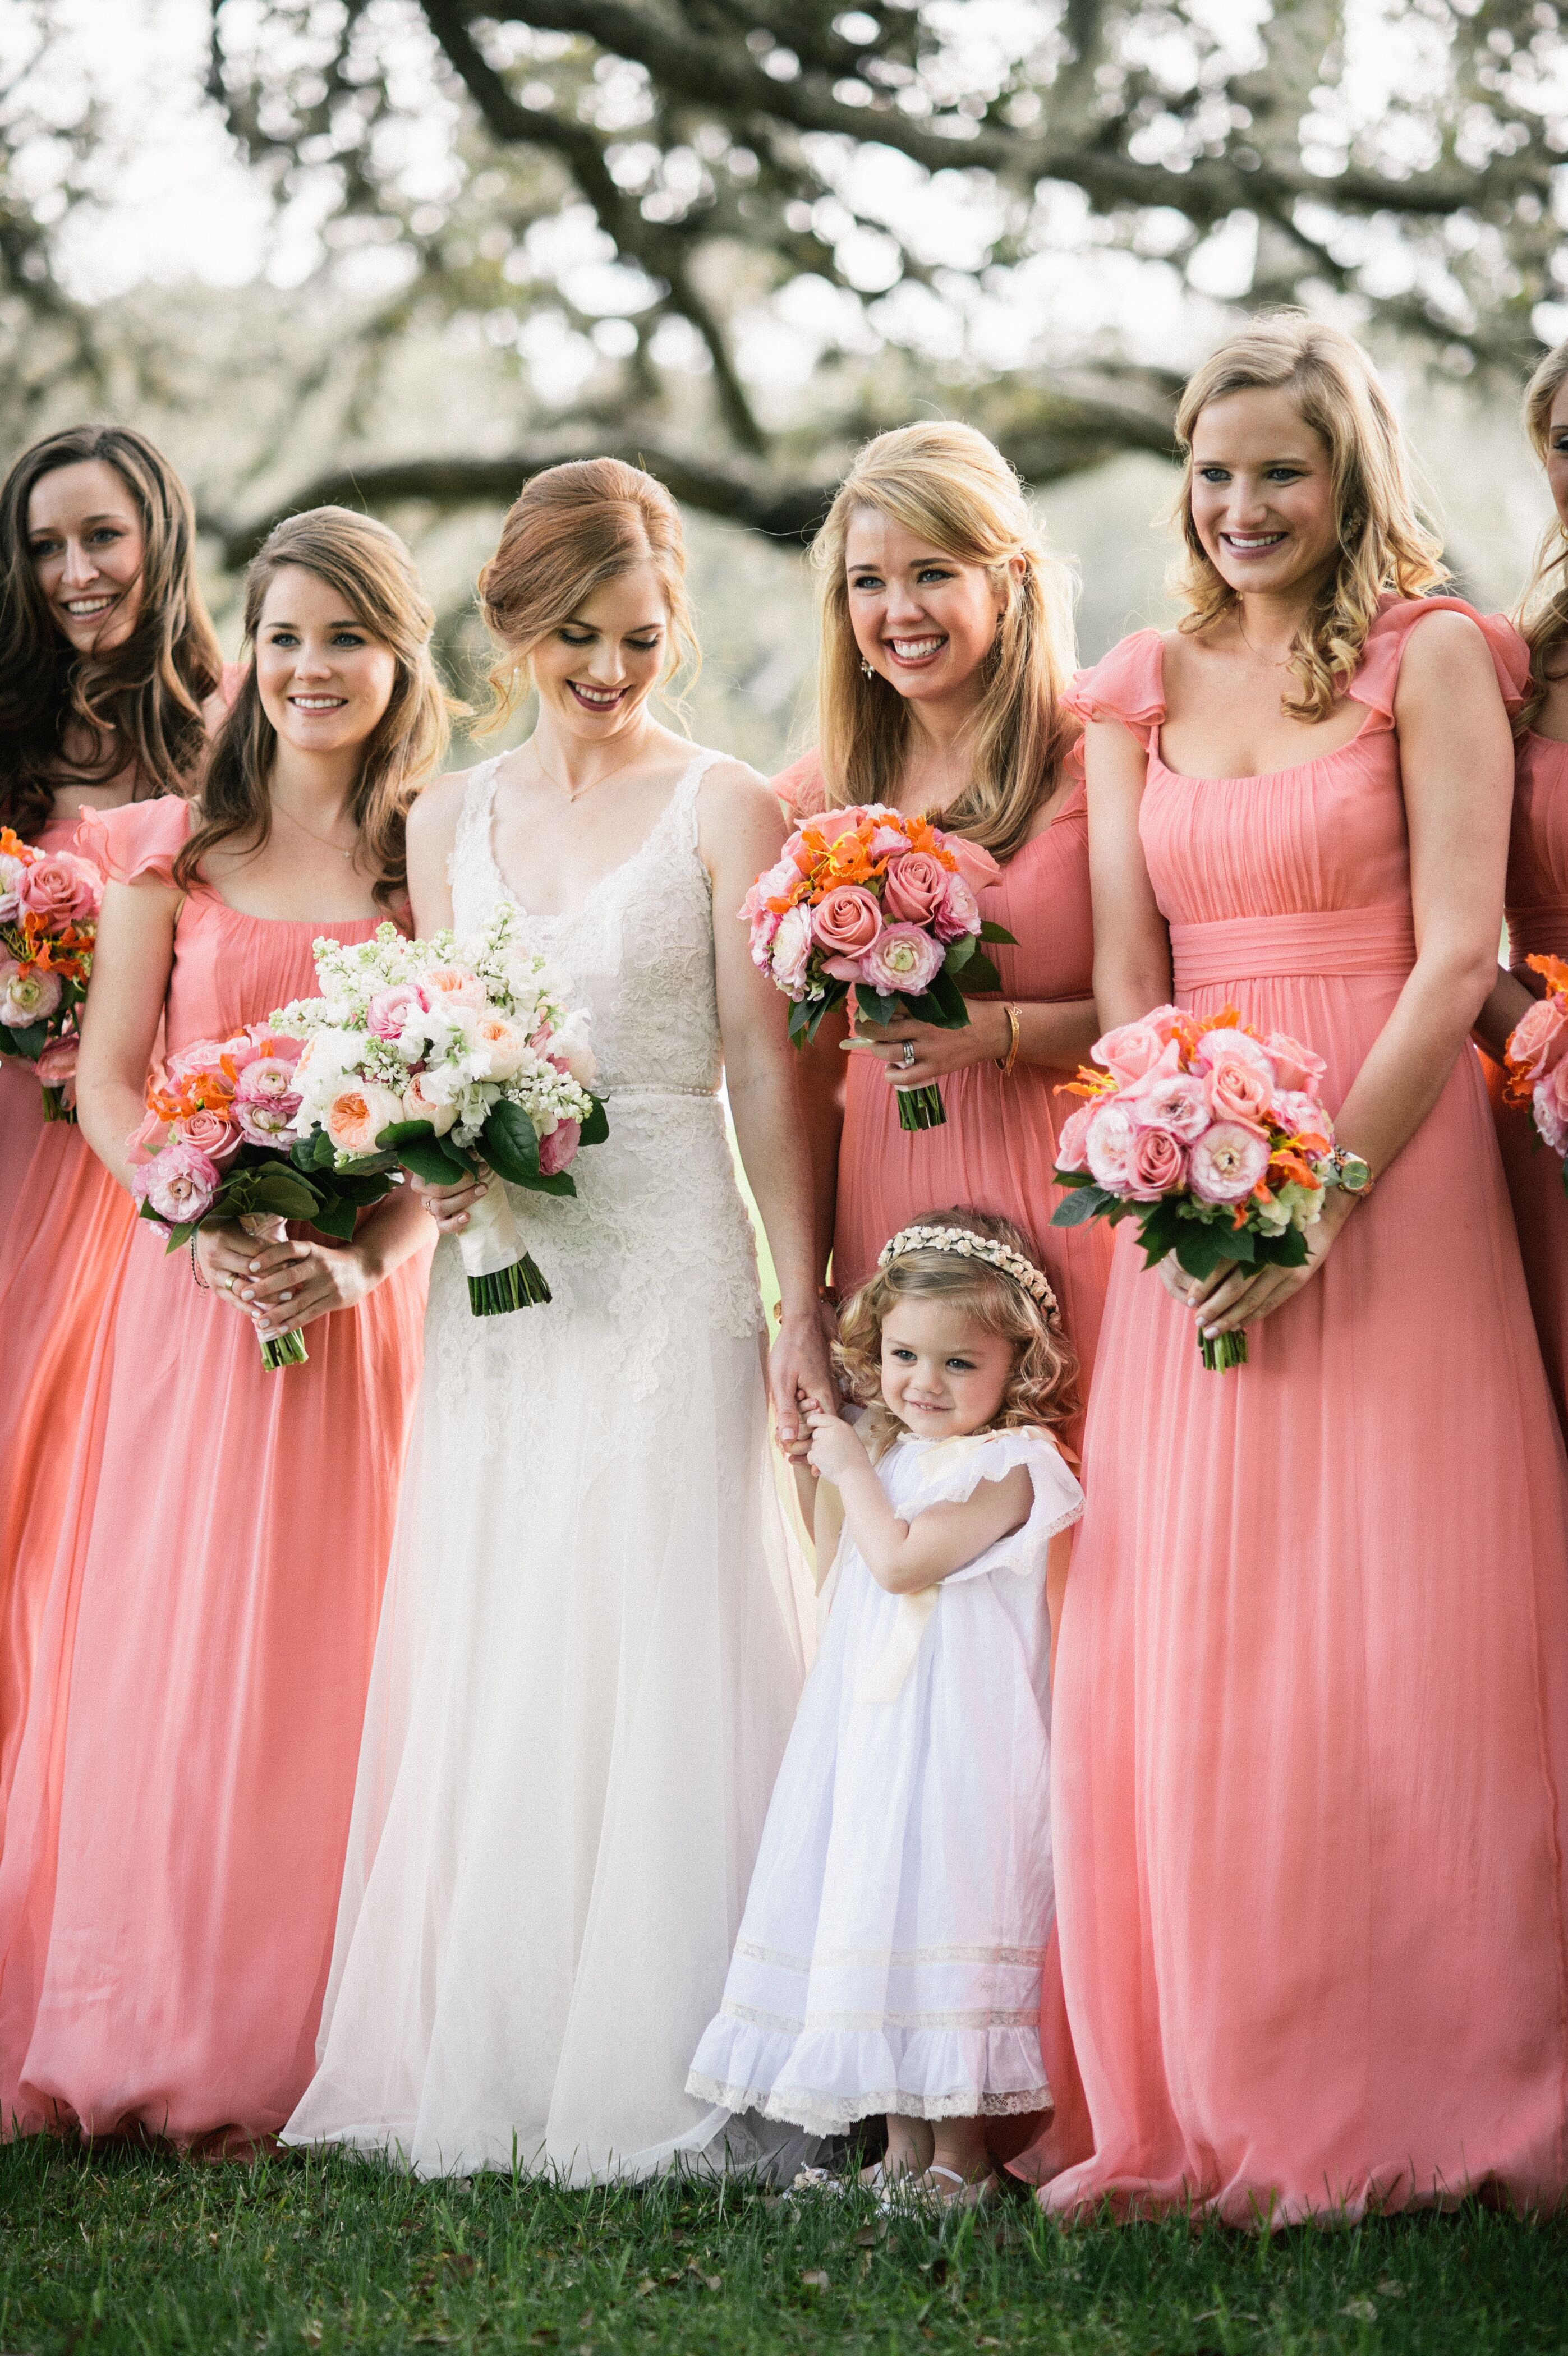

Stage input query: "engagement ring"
[{"left": 900, "top": 1041, "right": 916, "bottom": 1069}]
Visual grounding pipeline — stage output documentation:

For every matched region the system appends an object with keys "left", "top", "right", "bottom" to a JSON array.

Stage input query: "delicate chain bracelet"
[
  {"left": 996, "top": 1002, "right": 1022, "bottom": 1080},
  {"left": 189, "top": 1234, "right": 210, "bottom": 1290}
]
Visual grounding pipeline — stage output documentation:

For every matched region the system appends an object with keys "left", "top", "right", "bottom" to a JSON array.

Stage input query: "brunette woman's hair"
[
  {"left": 1516, "top": 339, "right": 1568, "bottom": 729},
  {"left": 810, "top": 422, "right": 1079, "bottom": 864},
  {"left": 0, "top": 423, "right": 224, "bottom": 838},
  {"left": 1171, "top": 313, "right": 1447, "bottom": 721},
  {"left": 474, "top": 457, "right": 698, "bottom": 734},
  {"left": 175, "top": 508, "right": 450, "bottom": 909},
  {"left": 833, "top": 1205, "right": 1079, "bottom": 1460}
]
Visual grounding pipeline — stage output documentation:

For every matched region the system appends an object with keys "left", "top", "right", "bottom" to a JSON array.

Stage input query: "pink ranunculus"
[
  {"left": 1126, "top": 1124, "right": 1187, "bottom": 1201},
  {"left": 933, "top": 868, "right": 981, "bottom": 943},
  {"left": 234, "top": 1094, "right": 300, "bottom": 1146},
  {"left": 18, "top": 850, "right": 100, "bottom": 926},
  {"left": 1192, "top": 1023, "right": 1273, "bottom": 1080},
  {"left": 1204, "top": 1049, "right": 1273, "bottom": 1130},
  {"left": 1055, "top": 1100, "right": 1096, "bottom": 1172},
  {"left": 132, "top": 1139, "right": 219, "bottom": 1226},
  {"left": 1085, "top": 1102, "right": 1139, "bottom": 1193},
  {"left": 866, "top": 815, "right": 909, "bottom": 861},
  {"left": 164, "top": 1037, "right": 230, "bottom": 1083},
  {"left": 0, "top": 959, "right": 62, "bottom": 1026},
  {"left": 859, "top": 923, "right": 945, "bottom": 997},
  {"left": 234, "top": 1055, "right": 303, "bottom": 1104},
  {"left": 402, "top": 1072, "right": 458, "bottom": 1134},
  {"left": 367, "top": 984, "right": 421, "bottom": 1041},
  {"left": 1262, "top": 1028, "right": 1327, "bottom": 1093},
  {"left": 325, "top": 1080, "right": 406, "bottom": 1157},
  {"left": 1188, "top": 1120, "right": 1271, "bottom": 1204},
  {"left": 946, "top": 837, "right": 1003, "bottom": 892},
  {"left": 539, "top": 1116, "right": 581, "bottom": 1176},
  {"left": 811, "top": 885, "right": 882, "bottom": 965},
  {"left": 1511, "top": 995, "right": 1568, "bottom": 1086},
  {"left": 35, "top": 1034, "right": 79, "bottom": 1089},
  {"left": 770, "top": 902, "right": 815, "bottom": 997},
  {"left": 1535, "top": 1061, "right": 1568, "bottom": 1154},
  {"left": 1127, "top": 1066, "right": 1211, "bottom": 1143},
  {"left": 1275, "top": 1089, "right": 1333, "bottom": 1148},
  {"left": 173, "top": 1106, "right": 243, "bottom": 1164},
  {"left": 1095, "top": 1019, "right": 1173, "bottom": 1086},
  {"left": 880, "top": 850, "right": 949, "bottom": 927},
  {"left": 417, "top": 965, "right": 486, "bottom": 1013}
]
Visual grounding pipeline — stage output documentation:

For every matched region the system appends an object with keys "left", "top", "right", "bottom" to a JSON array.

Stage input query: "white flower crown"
[{"left": 877, "top": 1222, "right": 1057, "bottom": 1312}]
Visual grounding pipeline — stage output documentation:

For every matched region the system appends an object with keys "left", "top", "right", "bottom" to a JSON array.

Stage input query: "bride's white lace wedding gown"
[{"left": 283, "top": 749, "right": 813, "bottom": 2180}]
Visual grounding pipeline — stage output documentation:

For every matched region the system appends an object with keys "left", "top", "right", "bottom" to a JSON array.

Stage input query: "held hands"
[
  {"left": 195, "top": 1221, "right": 385, "bottom": 1342},
  {"left": 1160, "top": 1182, "right": 1359, "bottom": 1339},
  {"left": 770, "top": 1308, "right": 839, "bottom": 1460},
  {"left": 804, "top": 1400, "right": 868, "bottom": 1485},
  {"left": 843, "top": 1001, "right": 1010, "bottom": 1090}
]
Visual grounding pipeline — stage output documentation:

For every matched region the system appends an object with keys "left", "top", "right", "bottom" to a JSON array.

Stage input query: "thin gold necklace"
[
  {"left": 530, "top": 729, "right": 654, "bottom": 802},
  {"left": 272, "top": 793, "right": 357, "bottom": 863},
  {"left": 1236, "top": 611, "right": 1296, "bottom": 668}
]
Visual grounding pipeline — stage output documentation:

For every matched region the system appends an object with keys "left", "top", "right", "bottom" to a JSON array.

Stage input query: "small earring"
[{"left": 861, "top": 659, "right": 875, "bottom": 679}]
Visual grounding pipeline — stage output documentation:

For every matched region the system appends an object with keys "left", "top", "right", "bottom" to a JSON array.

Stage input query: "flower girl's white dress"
[
  {"left": 284, "top": 750, "right": 813, "bottom": 2181},
  {"left": 688, "top": 1425, "right": 1083, "bottom": 2133}
]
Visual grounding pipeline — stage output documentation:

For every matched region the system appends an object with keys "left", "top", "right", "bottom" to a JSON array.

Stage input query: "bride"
[{"left": 284, "top": 460, "right": 836, "bottom": 2180}]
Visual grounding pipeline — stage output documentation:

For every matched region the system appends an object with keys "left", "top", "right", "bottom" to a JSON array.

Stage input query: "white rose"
[{"left": 546, "top": 1006, "right": 597, "bottom": 1088}]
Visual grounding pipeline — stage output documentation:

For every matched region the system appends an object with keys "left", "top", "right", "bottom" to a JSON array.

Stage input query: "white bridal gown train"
[{"left": 284, "top": 750, "right": 813, "bottom": 2180}]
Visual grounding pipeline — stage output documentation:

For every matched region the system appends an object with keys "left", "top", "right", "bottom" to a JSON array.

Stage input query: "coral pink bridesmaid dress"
[
  {"left": 1043, "top": 601, "right": 1568, "bottom": 2222},
  {"left": 0, "top": 813, "right": 135, "bottom": 1842},
  {"left": 0, "top": 795, "right": 432, "bottom": 2148},
  {"left": 774, "top": 754, "right": 1115, "bottom": 1386},
  {"left": 1484, "top": 691, "right": 1568, "bottom": 1439}
]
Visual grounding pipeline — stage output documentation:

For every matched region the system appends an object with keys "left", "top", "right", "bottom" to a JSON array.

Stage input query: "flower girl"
[{"left": 687, "top": 1208, "right": 1083, "bottom": 2205}]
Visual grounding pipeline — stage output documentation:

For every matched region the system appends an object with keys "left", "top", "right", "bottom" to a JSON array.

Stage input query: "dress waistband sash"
[
  {"left": 1506, "top": 903, "right": 1568, "bottom": 964},
  {"left": 1170, "top": 900, "right": 1417, "bottom": 993},
  {"left": 605, "top": 1082, "right": 719, "bottom": 1101}
]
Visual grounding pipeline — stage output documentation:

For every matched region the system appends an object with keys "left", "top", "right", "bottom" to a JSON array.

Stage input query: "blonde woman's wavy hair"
[
  {"left": 833, "top": 1206, "right": 1078, "bottom": 1462},
  {"left": 1516, "top": 339, "right": 1568, "bottom": 729},
  {"left": 811, "top": 422, "right": 1078, "bottom": 863},
  {"left": 1172, "top": 314, "right": 1447, "bottom": 720}
]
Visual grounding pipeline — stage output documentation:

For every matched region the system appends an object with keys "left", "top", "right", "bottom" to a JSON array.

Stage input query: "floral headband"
[{"left": 877, "top": 1222, "right": 1057, "bottom": 1312}]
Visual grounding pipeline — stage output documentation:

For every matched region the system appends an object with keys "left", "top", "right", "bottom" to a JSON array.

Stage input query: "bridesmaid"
[
  {"left": 1045, "top": 316, "right": 1568, "bottom": 2221},
  {"left": 0, "top": 426, "right": 231, "bottom": 1834},
  {"left": 0, "top": 507, "right": 441, "bottom": 2150},
  {"left": 779, "top": 423, "right": 1110, "bottom": 1399},
  {"left": 1475, "top": 339, "right": 1568, "bottom": 1437}
]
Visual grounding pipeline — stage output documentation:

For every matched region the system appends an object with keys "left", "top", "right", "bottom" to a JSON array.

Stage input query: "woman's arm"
[
  {"left": 402, "top": 771, "right": 493, "bottom": 1227},
  {"left": 705, "top": 765, "right": 839, "bottom": 1442},
  {"left": 793, "top": 995, "right": 848, "bottom": 1291},
  {"left": 1474, "top": 965, "right": 1537, "bottom": 1062},
  {"left": 804, "top": 1409, "right": 1032, "bottom": 1595},
  {"left": 76, "top": 873, "right": 182, "bottom": 1190},
  {"left": 1084, "top": 716, "right": 1172, "bottom": 1028}
]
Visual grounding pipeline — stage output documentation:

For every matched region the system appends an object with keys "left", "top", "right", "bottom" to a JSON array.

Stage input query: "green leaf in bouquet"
[
  {"left": 1259, "top": 1225, "right": 1310, "bottom": 1268},
  {"left": 942, "top": 933, "right": 980, "bottom": 972},
  {"left": 1170, "top": 1225, "right": 1229, "bottom": 1280},
  {"left": 788, "top": 986, "right": 845, "bottom": 1046},
  {"left": 245, "top": 1168, "right": 328, "bottom": 1222},
  {"left": 977, "top": 921, "right": 1018, "bottom": 946},
  {"left": 482, "top": 1098, "right": 577, "bottom": 1197},
  {"left": 0, "top": 1022, "right": 49, "bottom": 1059},
  {"left": 1050, "top": 1183, "right": 1115, "bottom": 1227},
  {"left": 578, "top": 1093, "right": 610, "bottom": 1147},
  {"left": 954, "top": 947, "right": 1003, "bottom": 995},
  {"left": 375, "top": 1117, "right": 473, "bottom": 1187},
  {"left": 1135, "top": 1199, "right": 1189, "bottom": 1268},
  {"left": 856, "top": 988, "right": 905, "bottom": 1028},
  {"left": 291, "top": 1130, "right": 338, "bottom": 1173},
  {"left": 304, "top": 1190, "right": 364, "bottom": 1241},
  {"left": 911, "top": 966, "right": 972, "bottom": 1029},
  {"left": 1211, "top": 1226, "right": 1258, "bottom": 1264}
]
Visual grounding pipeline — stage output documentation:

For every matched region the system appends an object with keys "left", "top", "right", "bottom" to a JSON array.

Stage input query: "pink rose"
[
  {"left": 1095, "top": 1019, "right": 1172, "bottom": 1086},
  {"left": 0, "top": 960, "right": 63, "bottom": 1026},
  {"left": 418, "top": 965, "right": 486, "bottom": 1013},
  {"left": 1204, "top": 1050, "right": 1273, "bottom": 1130},
  {"left": 1535, "top": 1062, "right": 1568, "bottom": 1155},
  {"left": 1262, "top": 1028, "right": 1327, "bottom": 1093},
  {"left": 1275, "top": 1089, "right": 1332, "bottom": 1149},
  {"left": 933, "top": 868, "right": 981, "bottom": 943},
  {"left": 770, "top": 902, "right": 815, "bottom": 997},
  {"left": 18, "top": 850, "right": 99, "bottom": 927},
  {"left": 946, "top": 838, "right": 1003, "bottom": 892},
  {"left": 1055, "top": 1100, "right": 1095, "bottom": 1173},
  {"left": 1126, "top": 1066, "right": 1211, "bottom": 1143},
  {"left": 1086, "top": 1102, "right": 1139, "bottom": 1193},
  {"left": 367, "top": 984, "right": 421, "bottom": 1041},
  {"left": 325, "top": 1080, "right": 405, "bottom": 1157},
  {"left": 859, "top": 923, "right": 945, "bottom": 997},
  {"left": 811, "top": 885, "right": 882, "bottom": 976},
  {"left": 234, "top": 1094, "right": 300, "bottom": 1146},
  {"left": 803, "top": 811, "right": 862, "bottom": 852},
  {"left": 132, "top": 1139, "right": 219, "bottom": 1226},
  {"left": 1188, "top": 1121, "right": 1271, "bottom": 1204},
  {"left": 539, "top": 1117, "right": 581, "bottom": 1176},
  {"left": 1192, "top": 1024, "right": 1273, "bottom": 1080},
  {"left": 35, "top": 1034, "right": 78, "bottom": 1089},
  {"left": 234, "top": 1055, "right": 302, "bottom": 1104},
  {"left": 1126, "top": 1124, "right": 1187, "bottom": 1201},
  {"left": 1511, "top": 996, "right": 1568, "bottom": 1086},
  {"left": 880, "top": 850, "right": 948, "bottom": 927},
  {"left": 164, "top": 1038, "right": 230, "bottom": 1083},
  {"left": 173, "top": 1106, "right": 243, "bottom": 1163},
  {"left": 402, "top": 1071, "right": 458, "bottom": 1134}
]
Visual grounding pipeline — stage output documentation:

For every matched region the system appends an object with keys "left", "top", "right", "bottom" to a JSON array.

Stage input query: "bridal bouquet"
[
  {"left": 1051, "top": 1006, "right": 1368, "bottom": 1370},
  {"left": 127, "top": 1024, "right": 388, "bottom": 1371},
  {"left": 277, "top": 904, "right": 606, "bottom": 1314},
  {"left": 741, "top": 803, "right": 1015, "bottom": 1131},
  {"left": 1503, "top": 956, "right": 1568, "bottom": 1170},
  {"left": 0, "top": 825, "right": 103, "bottom": 1120}
]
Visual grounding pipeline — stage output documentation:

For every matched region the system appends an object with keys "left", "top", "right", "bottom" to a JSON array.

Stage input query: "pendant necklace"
[{"left": 273, "top": 794, "right": 357, "bottom": 862}]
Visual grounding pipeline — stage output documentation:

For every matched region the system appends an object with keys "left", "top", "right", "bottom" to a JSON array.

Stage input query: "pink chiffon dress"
[
  {"left": 0, "top": 794, "right": 433, "bottom": 2148},
  {"left": 0, "top": 814, "right": 135, "bottom": 1842},
  {"left": 1483, "top": 673, "right": 1568, "bottom": 1439},
  {"left": 774, "top": 753, "right": 1115, "bottom": 1384},
  {"left": 1041, "top": 600, "right": 1568, "bottom": 2222}
]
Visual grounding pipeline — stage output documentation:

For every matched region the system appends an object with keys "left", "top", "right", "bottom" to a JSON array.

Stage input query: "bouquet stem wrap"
[
  {"left": 896, "top": 1080, "right": 946, "bottom": 1131},
  {"left": 458, "top": 1176, "right": 551, "bottom": 1314},
  {"left": 241, "top": 1213, "right": 309, "bottom": 1372}
]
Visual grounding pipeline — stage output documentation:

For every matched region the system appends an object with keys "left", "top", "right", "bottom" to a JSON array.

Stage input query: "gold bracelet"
[{"left": 996, "top": 1001, "right": 1022, "bottom": 1079}]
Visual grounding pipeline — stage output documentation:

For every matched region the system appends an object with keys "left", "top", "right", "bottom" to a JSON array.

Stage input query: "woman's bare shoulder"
[{"left": 406, "top": 765, "right": 476, "bottom": 851}]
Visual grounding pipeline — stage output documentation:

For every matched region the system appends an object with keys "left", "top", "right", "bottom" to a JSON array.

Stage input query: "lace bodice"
[{"left": 433, "top": 748, "right": 765, "bottom": 1414}]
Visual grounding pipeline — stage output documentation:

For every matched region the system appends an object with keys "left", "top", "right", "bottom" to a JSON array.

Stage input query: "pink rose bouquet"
[
  {"left": 740, "top": 803, "right": 1015, "bottom": 1131},
  {"left": 1503, "top": 955, "right": 1568, "bottom": 1161},
  {"left": 1052, "top": 1004, "right": 1369, "bottom": 1370},
  {"left": 276, "top": 905, "right": 607, "bottom": 1316},
  {"left": 0, "top": 823, "right": 102, "bottom": 1120},
  {"left": 126, "top": 1023, "right": 387, "bottom": 1371}
]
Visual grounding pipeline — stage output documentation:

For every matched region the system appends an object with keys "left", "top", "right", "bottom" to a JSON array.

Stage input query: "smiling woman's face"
[
  {"left": 254, "top": 565, "right": 398, "bottom": 761},
  {"left": 26, "top": 459, "right": 147, "bottom": 656},
  {"left": 529, "top": 562, "right": 669, "bottom": 743},
  {"left": 1187, "top": 385, "right": 1340, "bottom": 602},
  {"left": 843, "top": 508, "right": 1004, "bottom": 712}
]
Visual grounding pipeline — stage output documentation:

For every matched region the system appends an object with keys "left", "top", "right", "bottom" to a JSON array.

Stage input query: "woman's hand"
[
  {"left": 1160, "top": 1185, "right": 1360, "bottom": 1339},
  {"left": 197, "top": 1222, "right": 389, "bottom": 1341},
  {"left": 770, "top": 1306, "right": 839, "bottom": 1461},
  {"left": 410, "top": 1165, "right": 490, "bottom": 1234},
  {"left": 844, "top": 1001, "right": 1010, "bottom": 1089}
]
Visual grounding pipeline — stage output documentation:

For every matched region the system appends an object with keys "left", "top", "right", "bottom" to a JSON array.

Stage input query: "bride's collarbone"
[{"left": 487, "top": 762, "right": 692, "bottom": 915}]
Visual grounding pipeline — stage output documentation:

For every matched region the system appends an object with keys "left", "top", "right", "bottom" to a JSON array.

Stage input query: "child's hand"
[{"left": 805, "top": 1402, "right": 867, "bottom": 1484}]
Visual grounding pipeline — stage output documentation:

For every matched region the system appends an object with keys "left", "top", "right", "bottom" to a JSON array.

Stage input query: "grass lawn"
[{"left": 2, "top": 2140, "right": 1566, "bottom": 2355}]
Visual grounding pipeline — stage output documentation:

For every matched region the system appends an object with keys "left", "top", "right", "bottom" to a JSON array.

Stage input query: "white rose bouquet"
[{"left": 275, "top": 905, "right": 607, "bottom": 1314}]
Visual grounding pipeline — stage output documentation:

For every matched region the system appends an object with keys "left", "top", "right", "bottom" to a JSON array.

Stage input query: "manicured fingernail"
[{"left": 249, "top": 1260, "right": 261, "bottom": 1273}]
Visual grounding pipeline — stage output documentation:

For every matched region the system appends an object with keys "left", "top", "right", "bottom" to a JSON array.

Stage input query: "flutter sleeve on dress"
[
  {"left": 1062, "top": 631, "right": 1167, "bottom": 752},
  {"left": 904, "top": 1427, "right": 1084, "bottom": 1589},
  {"left": 73, "top": 795, "right": 192, "bottom": 887},
  {"left": 1350, "top": 596, "right": 1532, "bottom": 731},
  {"left": 773, "top": 748, "right": 827, "bottom": 820}
]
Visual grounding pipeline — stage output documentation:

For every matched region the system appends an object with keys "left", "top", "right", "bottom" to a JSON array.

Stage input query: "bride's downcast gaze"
[{"left": 9, "top": 323, "right": 1568, "bottom": 2229}]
